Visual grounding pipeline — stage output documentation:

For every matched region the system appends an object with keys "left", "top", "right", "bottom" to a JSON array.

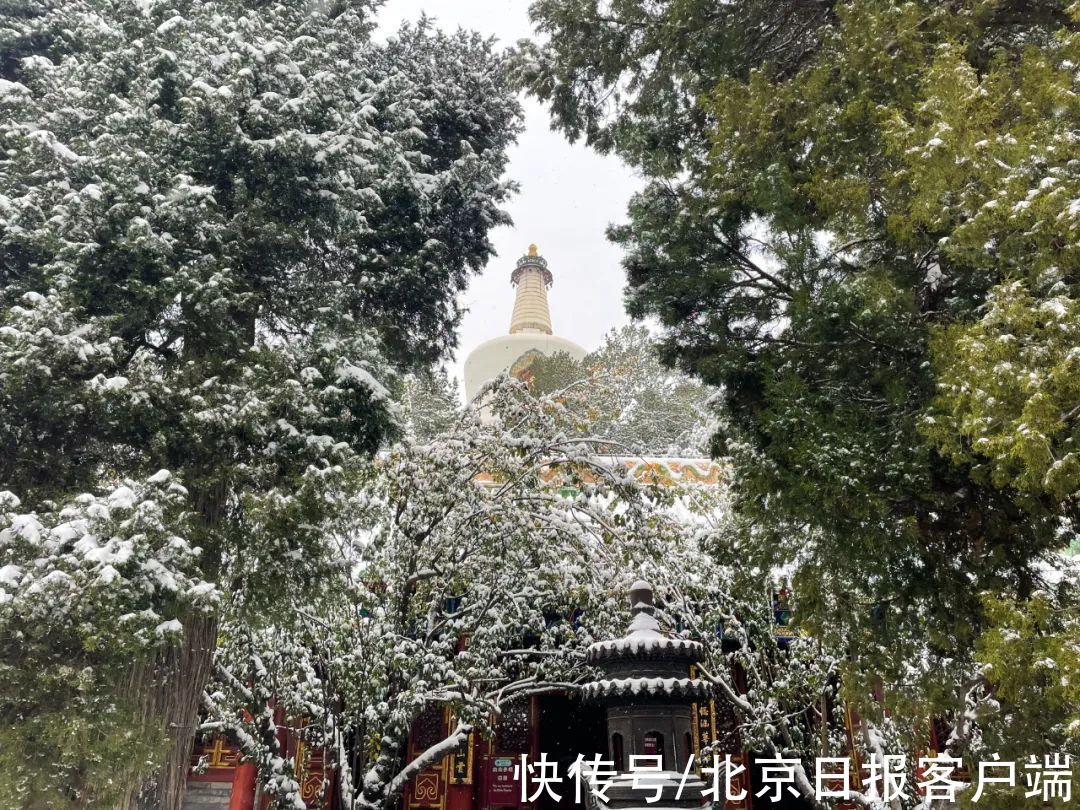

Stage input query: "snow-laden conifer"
[{"left": 0, "top": 1, "right": 520, "bottom": 806}]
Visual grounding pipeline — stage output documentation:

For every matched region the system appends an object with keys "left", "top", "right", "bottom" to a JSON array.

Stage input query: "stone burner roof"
[
  {"left": 581, "top": 676, "right": 712, "bottom": 701},
  {"left": 585, "top": 609, "right": 703, "bottom": 663},
  {"left": 582, "top": 581, "right": 710, "bottom": 700}
]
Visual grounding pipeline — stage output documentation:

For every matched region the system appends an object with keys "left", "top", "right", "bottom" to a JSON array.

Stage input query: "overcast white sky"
[{"left": 376, "top": 0, "right": 642, "bottom": 388}]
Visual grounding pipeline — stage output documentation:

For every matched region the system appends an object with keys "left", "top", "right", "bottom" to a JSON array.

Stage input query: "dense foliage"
[
  {"left": 201, "top": 377, "right": 865, "bottom": 810},
  {"left": 0, "top": 475, "right": 212, "bottom": 808},
  {"left": 0, "top": 0, "right": 520, "bottom": 806},
  {"left": 200, "top": 378, "right": 716, "bottom": 809},
  {"left": 520, "top": 0, "right": 1080, "bottom": 801},
  {"left": 395, "top": 367, "right": 463, "bottom": 442},
  {"left": 4, "top": 0, "right": 1079, "bottom": 807},
  {"left": 528, "top": 324, "right": 713, "bottom": 456}
]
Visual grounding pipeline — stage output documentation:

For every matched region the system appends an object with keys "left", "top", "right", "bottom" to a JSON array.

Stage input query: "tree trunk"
[
  {"left": 125, "top": 610, "right": 219, "bottom": 810},
  {"left": 121, "top": 304, "right": 250, "bottom": 808}
]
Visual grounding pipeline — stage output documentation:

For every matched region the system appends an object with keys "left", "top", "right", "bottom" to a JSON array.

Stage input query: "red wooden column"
[{"left": 228, "top": 762, "right": 257, "bottom": 810}]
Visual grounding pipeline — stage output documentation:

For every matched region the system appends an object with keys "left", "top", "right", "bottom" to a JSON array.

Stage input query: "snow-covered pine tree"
[
  {"left": 396, "top": 367, "right": 463, "bottom": 441},
  {"left": 528, "top": 324, "right": 714, "bottom": 456},
  {"left": 0, "top": 473, "right": 217, "bottom": 808},
  {"left": 0, "top": 1, "right": 520, "bottom": 807}
]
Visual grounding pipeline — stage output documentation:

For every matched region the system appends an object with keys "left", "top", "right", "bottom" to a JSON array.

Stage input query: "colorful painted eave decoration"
[{"left": 473, "top": 457, "right": 726, "bottom": 487}]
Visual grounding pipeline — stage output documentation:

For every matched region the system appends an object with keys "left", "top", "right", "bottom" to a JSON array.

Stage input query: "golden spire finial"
[{"left": 528, "top": 243, "right": 538, "bottom": 257}]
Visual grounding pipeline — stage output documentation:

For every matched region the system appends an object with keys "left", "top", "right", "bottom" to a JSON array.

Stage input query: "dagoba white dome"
[{"left": 463, "top": 244, "right": 587, "bottom": 402}]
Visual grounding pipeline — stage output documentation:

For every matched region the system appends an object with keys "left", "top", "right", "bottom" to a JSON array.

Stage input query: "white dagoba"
[{"left": 464, "top": 244, "right": 587, "bottom": 402}]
